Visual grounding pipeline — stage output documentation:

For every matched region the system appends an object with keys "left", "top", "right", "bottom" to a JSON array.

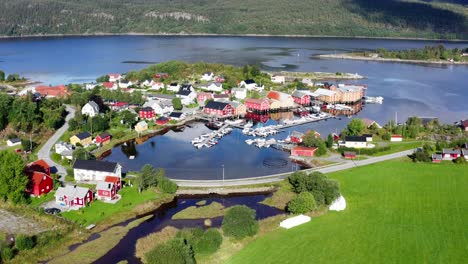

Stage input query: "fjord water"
[{"left": 1, "top": 36, "right": 467, "bottom": 179}]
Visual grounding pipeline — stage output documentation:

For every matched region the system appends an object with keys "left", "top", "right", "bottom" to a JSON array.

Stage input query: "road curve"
[
  {"left": 173, "top": 149, "right": 415, "bottom": 187},
  {"left": 37, "top": 105, "right": 76, "bottom": 181}
]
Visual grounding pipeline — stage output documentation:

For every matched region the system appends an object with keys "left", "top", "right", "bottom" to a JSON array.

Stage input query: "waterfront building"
[
  {"left": 139, "top": 107, "right": 155, "bottom": 120},
  {"left": 231, "top": 88, "right": 247, "bottom": 100},
  {"left": 229, "top": 101, "right": 247, "bottom": 116},
  {"left": 95, "top": 132, "right": 111, "bottom": 145},
  {"left": 271, "top": 74, "right": 286, "bottom": 84},
  {"left": 267, "top": 91, "right": 295, "bottom": 109},
  {"left": 245, "top": 98, "right": 270, "bottom": 112},
  {"left": 135, "top": 121, "right": 148, "bottom": 133},
  {"left": 204, "top": 101, "right": 234, "bottom": 117},
  {"left": 292, "top": 90, "right": 311, "bottom": 106},
  {"left": 291, "top": 146, "right": 317, "bottom": 157},
  {"left": 73, "top": 159, "right": 122, "bottom": 182}
]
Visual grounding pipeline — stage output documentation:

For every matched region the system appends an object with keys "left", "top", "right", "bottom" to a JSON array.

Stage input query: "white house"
[
  {"left": 168, "top": 83, "right": 181, "bottom": 92},
  {"left": 239, "top": 79, "right": 264, "bottom": 91},
  {"left": 344, "top": 136, "right": 367, "bottom": 149},
  {"left": 118, "top": 80, "right": 133, "bottom": 89},
  {"left": 231, "top": 88, "right": 247, "bottom": 100},
  {"left": 85, "top": 83, "right": 99, "bottom": 90},
  {"left": 302, "top": 78, "right": 314, "bottom": 87},
  {"left": 81, "top": 101, "right": 100, "bottom": 117},
  {"left": 7, "top": 138, "right": 21, "bottom": 147},
  {"left": 271, "top": 75, "right": 286, "bottom": 84},
  {"left": 73, "top": 159, "right": 122, "bottom": 182},
  {"left": 202, "top": 82, "right": 223, "bottom": 92},
  {"left": 143, "top": 100, "right": 174, "bottom": 115},
  {"left": 150, "top": 81, "right": 165, "bottom": 90},
  {"left": 55, "top": 141, "right": 74, "bottom": 158},
  {"left": 390, "top": 135, "right": 403, "bottom": 142},
  {"left": 176, "top": 85, "right": 197, "bottom": 105},
  {"left": 108, "top": 73, "right": 122, "bottom": 83},
  {"left": 141, "top": 80, "right": 151, "bottom": 87},
  {"left": 201, "top": 72, "right": 214, "bottom": 81}
]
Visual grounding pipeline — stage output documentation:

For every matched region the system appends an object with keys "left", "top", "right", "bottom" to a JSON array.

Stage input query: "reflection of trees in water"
[
  {"left": 121, "top": 140, "right": 138, "bottom": 158},
  {"left": 270, "top": 111, "right": 294, "bottom": 121}
]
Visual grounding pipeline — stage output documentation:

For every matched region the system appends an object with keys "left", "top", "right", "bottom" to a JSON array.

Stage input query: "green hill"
[{"left": 0, "top": 0, "right": 467, "bottom": 39}]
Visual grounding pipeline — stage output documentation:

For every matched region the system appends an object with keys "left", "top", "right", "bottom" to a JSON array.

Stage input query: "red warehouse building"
[
  {"left": 204, "top": 101, "right": 234, "bottom": 117},
  {"left": 245, "top": 98, "right": 270, "bottom": 112},
  {"left": 139, "top": 107, "right": 155, "bottom": 119},
  {"left": 292, "top": 90, "right": 311, "bottom": 106},
  {"left": 291, "top": 146, "right": 317, "bottom": 157}
]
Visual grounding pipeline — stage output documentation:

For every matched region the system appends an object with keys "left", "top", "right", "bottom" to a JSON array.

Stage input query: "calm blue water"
[{"left": 1, "top": 36, "right": 467, "bottom": 179}]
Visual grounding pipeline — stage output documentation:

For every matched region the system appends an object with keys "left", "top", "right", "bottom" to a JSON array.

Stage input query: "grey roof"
[
  {"left": 177, "top": 89, "right": 192, "bottom": 96},
  {"left": 461, "top": 149, "right": 468, "bottom": 155},
  {"left": 205, "top": 101, "right": 230, "bottom": 110},
  {"left": 208, "top": 82, "right": 222, "bottom": 87},
  {"left": 140, "top": 106, "right": 154, "bottom": 112},
  {"left": 86, "top": 101, "right": 99, "bottom": 111},
  {"left": 213, "top": 94, "right": 229, "bottom": 99},
  {"left": 147, "top": 94, "right": 175, "bottom": 100},
  {"left": 345, "top": 136, "right": 367, "bottom": 142},
  {"left": 229, "top": 101, "right": 240, "bottom": 108},
  {"left": 8, "top": 138, "right": 21, "bottom": 143},
  {"left": 244, "top": 79, "right": 255, "bottom": 84},
  {"left": 432, "top": 153, "right": 443, "bottom": 160},
  {"left": 98, "top": 132, "right": 111, "bottom": 139},
  {"left": 73, "top": 159, "right": 119, "bottom": 172},
  {"left": 169, "top": 112, "right": 183, "bottom": 118},
  {"left": 56, "top": 185, "right": 90, "bottom": 199},
  {"left": 442, "top": 148, "right": 461, "bottom": 155},
  {"left": 74, "top": 131, "right": 91, "bottom": 140},
  {"left": 96, "top": 181, "right": 114, "bottom": 191},
  {"left": 292, "top": 90, "right": 309, "bottom": 98}
]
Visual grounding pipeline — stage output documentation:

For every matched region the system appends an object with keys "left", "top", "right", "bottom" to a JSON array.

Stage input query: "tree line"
[{"left": 375, "top": 45, "right": 468, "bottom": 61}]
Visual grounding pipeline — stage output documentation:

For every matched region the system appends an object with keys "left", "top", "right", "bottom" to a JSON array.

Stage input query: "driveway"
[{"left": 37, "top": 105, "right": 76, "bottom": 182}]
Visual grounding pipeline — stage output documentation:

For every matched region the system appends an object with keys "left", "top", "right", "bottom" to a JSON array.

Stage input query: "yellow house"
[
  {"left": 268, "top": 100, "right": 281, "bottom": 111},
  {"left": 70, "top": 132, "right": 92, "bottom": 147},
  {"left": 135, "top": 121, "right": 148, "bottom": 133},
  {"left": 229, "top": 101, "right": 247, "bottom": 116}
]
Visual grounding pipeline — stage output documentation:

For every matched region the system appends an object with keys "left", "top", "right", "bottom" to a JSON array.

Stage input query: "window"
[{"left": 46, "top": 186, "right": 50, "bottom": 190}]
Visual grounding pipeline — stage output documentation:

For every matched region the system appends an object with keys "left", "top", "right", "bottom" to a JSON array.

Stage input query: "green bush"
[
  {"left": 145, "top": 237, "right": 195, "bottom": 264},
  {"left": 411, "top": 150, "right": 431, "bottom": 162},
  {"left": 287, "top": 192, "right": 317, "bottom": 214},
  {"left": 176, "top": 228, "right": 222, "bottom": 255},
  {"left": 157, "top": 175, "right": 178, "bottom": 194},
  {"left": 453, "top": 156, "right": 467, "bottom": 164},
  {"left": 15, "top": 234, "right": 35, "bottom": 250},
  {"left": 1, "top": 245, "right": 15, "bottom": 261},
  {"left": 339, "top": 146, "right": 391, "bottom": 155},
  {"left": 288, "top": 171, "right": 340, "bottom": 206},
  {"left": 222, "top": 205, "right": 259, "bottom": 240}
]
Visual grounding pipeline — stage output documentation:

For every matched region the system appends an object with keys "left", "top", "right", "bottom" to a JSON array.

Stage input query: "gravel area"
[{"left": 0, "top": 209, "right": 48, "bottom": 234}]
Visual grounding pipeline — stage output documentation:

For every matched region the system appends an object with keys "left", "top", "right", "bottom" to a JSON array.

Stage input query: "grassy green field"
[
  {"left": 62, "top": 187, "right": 171, "bottom": 226},
  {"left": 228, "top": 160, "right": 468, "bottom": 264}
]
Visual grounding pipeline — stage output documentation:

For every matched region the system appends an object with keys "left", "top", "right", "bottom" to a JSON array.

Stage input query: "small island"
[{"left": 319, "top": 45, "right": 468, "bottom": 65}]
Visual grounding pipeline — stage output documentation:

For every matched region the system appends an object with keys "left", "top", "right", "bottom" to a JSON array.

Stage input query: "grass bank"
[
  {"left": 172, "top": 201, "right": 226, "bottom": 220},
  {"left": 228, "top": 159, "right": 468, "bottom": 263}
]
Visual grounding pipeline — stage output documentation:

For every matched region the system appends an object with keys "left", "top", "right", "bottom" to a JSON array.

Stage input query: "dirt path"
[{"left": 0, "top": 209, "right": 48, "bottom": 234}]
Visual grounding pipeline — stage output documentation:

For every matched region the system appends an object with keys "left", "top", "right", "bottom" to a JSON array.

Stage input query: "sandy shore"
[{"left": 318, "top": 53, "right": 468, "bottom": 65}]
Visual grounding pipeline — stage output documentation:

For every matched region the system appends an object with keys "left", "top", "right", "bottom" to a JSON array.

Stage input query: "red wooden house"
[
  {"left": 215, "top": 76, "right": 225, "bottom": 82},
  {"left": 105, "top": 176, "right": 122, "bottom": 190},
  {"left": 292, "top": 91, "right": 311, "bottom": 106},
  {"left": 28, "top": 172, "right": 53, "bottom": 197},
  {"left": 156, "top": 116, "right": 169, "bottom": 125},
  {"left": 111, "top": 102, "right": 129, "bottom": 111},
  {"left": 442, "top": 149, "right": 461, "bottom": 160},
  {"left": 291, "top": 146, "right": 317, "bottom": 157},
  {"left": 204, "top": 101, "right": 234, "bottom": 117},
  {"left": 245, "top": 98, "right": 270, "bottom": 112},
  {"left": 139, "top": 107, "right": 155, "bottom": 119},
  {"left": 343, "top": 151, "right": 357, "bottom": 159},
  {"left": 96, "top": 182, "right": 117, "bottom": 201},
  {"left": 197, "top": 92, "right": 214, "bottom": 105},
  {"left": 96, "top": 132, "right": 111, "bottom": 145},
  {"left": 55, "top": 185, "right": 93, "bottom": 209}
]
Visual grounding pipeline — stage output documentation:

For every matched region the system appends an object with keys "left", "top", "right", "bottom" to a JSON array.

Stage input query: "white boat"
[
  {"left": 244, "top": 121, "right": 253, "bottom": 128},
  {"left": 364, "top": 96, "right": 384, "bottom": 104},
  {"left": 225, "top": 119, "right": 245, "bottom": 125},
  {"left": 245, "top": 139, "right": 255, "bottom": 145}
]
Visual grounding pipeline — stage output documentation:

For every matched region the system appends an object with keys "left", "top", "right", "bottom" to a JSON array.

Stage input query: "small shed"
[
  {"left": 156, "top": 116, "right": 169, "bottom": 125},
  {"left": 343, "top": 151, "right": 357, "bottom": 159},
  {"left": 7, "top": 138, "right": 21, "bottom": 147}
]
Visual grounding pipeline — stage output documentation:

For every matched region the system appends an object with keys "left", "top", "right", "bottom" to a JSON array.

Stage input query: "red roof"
[
  {"left": 105, "top": 176, "right": 120, "bottom": 184},
  {"left": 31, "top": 159, "right": 50, "bottom": 170},
  {"left": 31, "top": 171, "right": 50, "bottom": 186},
  {"left": 113, "top": 102, "right": 128, "bottom": 107},
  {"left": 35, "top": 85, "right": 70, "bottom": 97},
  {"left": 391, "top": 135, "right": 403, "bottom": 138},
  {"left": 103, "top": 82, "right": 114, "bottom": 88},
  {"left": 462, "top": 120, "right": 468, "bottom": 128},
  {"left": 245, "top": 98, "right": 269, "bottom": 105},
  {"left": 108, "top": 73, "right": 121, "bottom": 78}
]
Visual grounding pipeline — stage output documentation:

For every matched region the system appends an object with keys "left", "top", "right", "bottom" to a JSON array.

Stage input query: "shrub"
[
  {"left": 288, "top": 171, "right": 340, "bottom": 206},
  {"left": 157, "top": 175, "right": 178, "bottom": 194},
  {"left": 145, "top": 237, "right": 195, "bottom": 264},
  {"left": 411, "top": 150, "right": 431, "bottom": 162},
  {"left": 176, "top": 228, "right": 222, "bottom": 255},
  {"left": 453, "top": 156, "right": 467, "bottom": 164},
  {"left": 287, "top": 192, "right": 317, "bottom": 214},
  {"left": 339, "top": 146, "right": 391, "bottom": 155},
  {"left": 1, "top": 245, "right": 15, "bottom": 261},
  {"left": 222, "top": 205, "right": 258, "bottom": 239},
  {"left": 15, "top": 235, "right": 35, "bottom": 250}
]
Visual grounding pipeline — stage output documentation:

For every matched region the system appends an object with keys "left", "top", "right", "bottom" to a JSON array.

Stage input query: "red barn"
[
  {"left": 139, "top": 107, "right": 155, "bottom": 119},
  {"left": 292, "top": 90, "right": 311, "bottom": 106},
  {"left": 291, "top": 146, "right": 317, "bottom": 157},
  {"left": 245, "top": 98, "right": 270, "bottom": 112},
  {"left": 28, "top": 172, "right": 53, "bottom": 197},
  {"left": 204, "top": 101, "right": 234, "bottom": 117},
  {"left": 96, "top": 132, "right": 111, "bottom": 145}
]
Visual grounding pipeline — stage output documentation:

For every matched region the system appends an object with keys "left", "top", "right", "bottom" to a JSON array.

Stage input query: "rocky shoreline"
[{"left": 318, "top": 53, "right": 468, "bottom": 65}]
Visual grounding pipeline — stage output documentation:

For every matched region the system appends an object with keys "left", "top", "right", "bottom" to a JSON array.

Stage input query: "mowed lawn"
[{"left": 228, "top": 160, "right": 468, "bottom": 264}]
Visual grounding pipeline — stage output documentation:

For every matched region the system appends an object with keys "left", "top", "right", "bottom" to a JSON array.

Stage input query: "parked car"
[{"left": 44, "top": 208, "right": 61, "bottom": 215}]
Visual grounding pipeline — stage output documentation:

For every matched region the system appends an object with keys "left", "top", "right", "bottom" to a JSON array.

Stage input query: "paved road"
[
  {"left": 173, "top": 149, "right": 415, "bottom": 187},
  {"left": 37, "top": 105, "right": 76, "bottom": 181}
]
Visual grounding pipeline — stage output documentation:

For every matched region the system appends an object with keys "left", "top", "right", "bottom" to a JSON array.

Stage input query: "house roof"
[
  {"left": 292, "top": 146, "right": 317, "bottom": 152},
  {"left": 205, "top": 101, "right": 230, "bottom": 110},
  {"left": 140, "top": 107, "right": 154, "bottom": 112},
  {"left": 231, "top": 88, "right": 246, "bottom": 93},
  {"left": 362, "top": 118, "right": 376, "bottom": 127},
  {"left": 157, "top": 116, "right": 169, "bottom": 122},
  {"left": 97, "top": 181, "right": 114, "bottom": 191},
  {"left": 30, "top": 159, "right": 50, "bottom": 170},
  {"left": 103, "top": 82, "right": 114, "bottom": 88},
  {"left": 432, "top": 153, "right": 443, "bottom": 160},
  {"left": 391, "top": 135, "right": 403, "bottom": 138},
  {"left": 442, "top": 148, "right": 461, "bottom": 155},
  {"left": 105, "top": 176, "right": 120, "bottom": 183},
  {"left": 245, "top": 98, "right": 269, "bottom": 105},
  {"left": 461, "top": 119, "right": 468, "bottom": 128},
  {"left": 85, "top": 101, "right": 99, "bottom": 111},
  {"left": 56, "top": 185, "right": 89, "bottom": 199},
  {"left": 35, "top": 85, "right": 70, "bottom": 97},
  {"left": 97, "top": 132, "right": 111, "bottom": 139},
  {"left": 169, "top": 112, "right": 183, "bottom": 118},
  {"left": 177, "top": 89, "right": 192, "bottom": 96},
  {"left": 74, "top": 131, "right": 92, "bottom": 140},
  {"left": 112, "top": 102, "right": 128, "bottom": 107},
  {"left": 267, "top": 91, "right": 292, "bottom": 102},
  {"left": 31, "top": 171, "right": 50, "bottom": 187},
  {"left": 345, "top": 136, "right": 367, "bottom": 142},
  {"left": 73, "top": 159, "right": 119, "bottom": 172},
  {"left": 243, "top": 79, "right": 255, "bottom": 84},
  {"left": 8, "top": 138, "right": 21, "bottom": 143},
  {"left": 198, "top": 92, "right": 213, "bottom": 98},
  {"left": 314, "top": 88, "right": 336, "bottom": 97},
  {"left": 136, "top": 120, "right": 148, "bottom": 126},
  {"left": 292, "top": 90, "right": 309, "bottom": 98},
  {"left": 229, "top": 101, "right": 241, "bottom": 108},
  {"left": 147, "top": 94, "right": 175, "bottom": 100},
  {"left": 213, "top": 94, "right": 229, "bottom": 99}
]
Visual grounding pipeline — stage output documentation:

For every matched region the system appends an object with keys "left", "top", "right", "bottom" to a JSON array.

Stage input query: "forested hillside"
[{"left": 0, "top": 0, "right": 467, "bottom": 39}]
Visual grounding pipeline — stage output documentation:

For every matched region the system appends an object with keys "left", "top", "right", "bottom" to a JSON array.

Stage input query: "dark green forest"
[{"left": 0, "top": 0, "right": 467, "bottom": 39}]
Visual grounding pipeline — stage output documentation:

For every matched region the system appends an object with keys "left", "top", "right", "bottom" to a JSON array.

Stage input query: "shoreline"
[
  {"left": 1, "top": 32, "right": 468, "bottom": 42},
  {"left": 318, "top": 53, "right": 468, "bottom": 65}
]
